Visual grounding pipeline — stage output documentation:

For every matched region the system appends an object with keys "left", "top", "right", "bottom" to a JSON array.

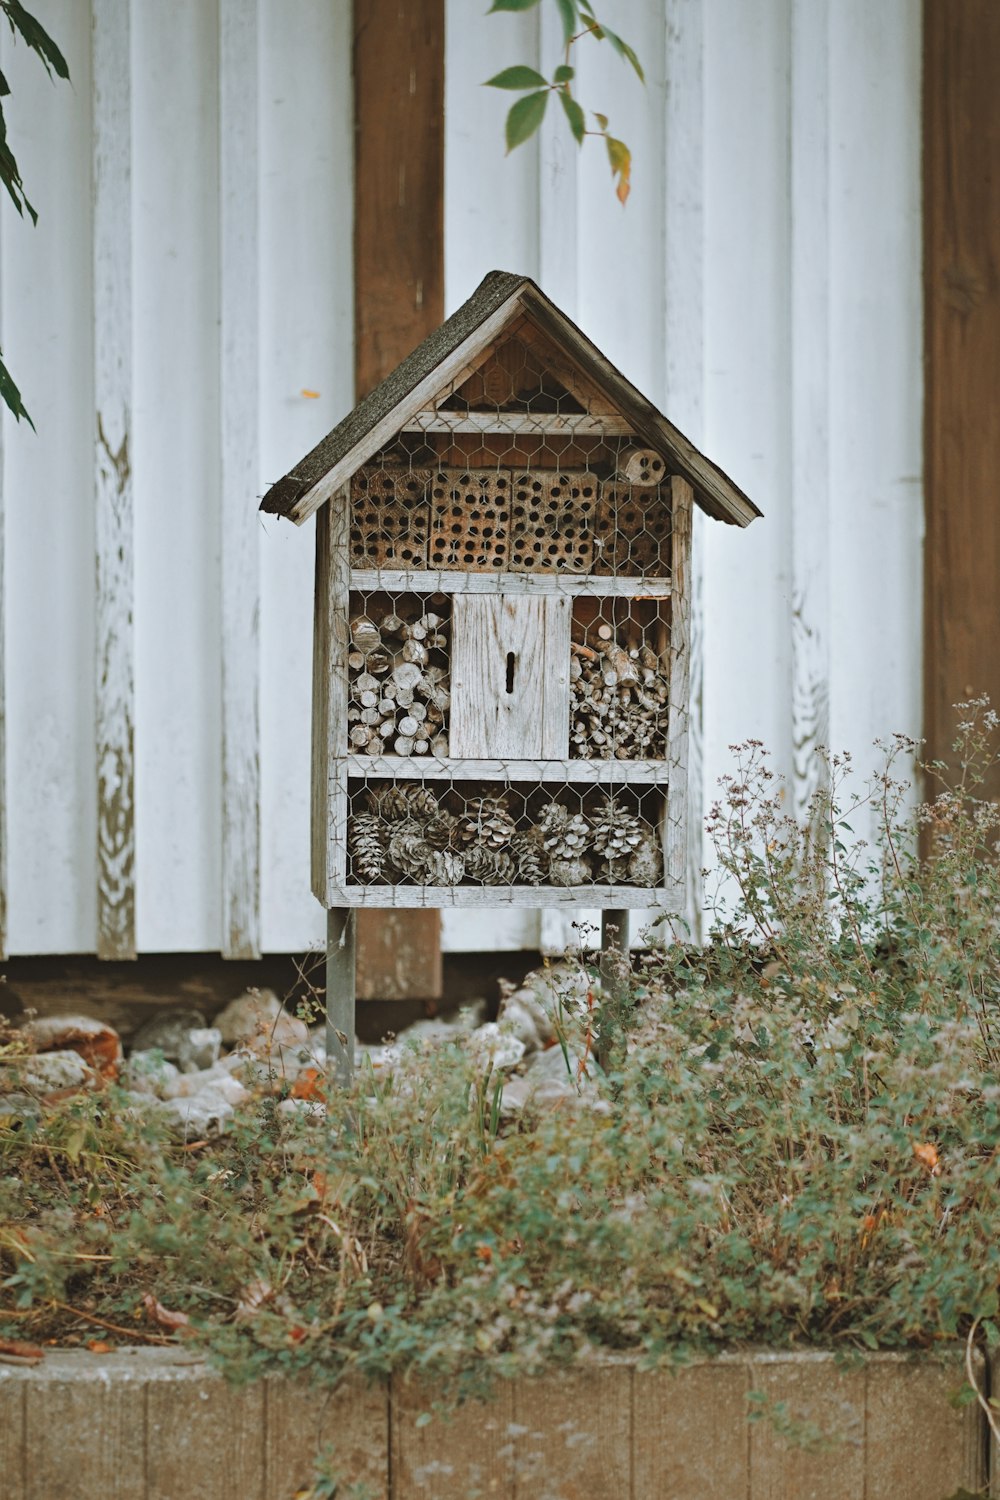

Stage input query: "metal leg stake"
[
  {"left": 326, "top": 907, "right": 356, "bottom": 1087},
  {"left": 598, "top": 908, "right": 630, "bottom": 1068}
]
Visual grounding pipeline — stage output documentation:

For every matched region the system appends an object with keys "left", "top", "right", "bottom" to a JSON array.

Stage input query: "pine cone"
[
  {"left": 458, "top": 797, "right": 517, "bottom": 849},
  {"left": 423, "top": 848, "right": 465, "bottom": 885},
  {"left": 463, "top": 845, "right": 516, "bottom": 885},
  {"left": 627, "top": 834, "right": 663, "bottom": 888},
  {"left": 386, "top": 820, "right": 434, "bottom": 880},
  {"left": 549, "top": 854, "right": 592, "bottom": 886},
  {"left": 367, "top": 784, "right": 438, "bottom": 823},
  {"left": 510, "top": 829, "right": 548, "bottom": 885},
  {"left": 538, "top": 802, "right": 589, "bottom": 858},
  {"left": 424, "top": 810, "right": 459, "bottom": 850},
  {"left": 348, "top": 813, "right": 387, "bottom": 883},
  {"left": 589, "top": 800, "right": 645, "bottom": 863}
]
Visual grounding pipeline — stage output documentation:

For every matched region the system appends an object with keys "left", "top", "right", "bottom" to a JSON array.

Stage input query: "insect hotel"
[{"left": 260, "top": 271, "right": 760, "bottom": 1077}]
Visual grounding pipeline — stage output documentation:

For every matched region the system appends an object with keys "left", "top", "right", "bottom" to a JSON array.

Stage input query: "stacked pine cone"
[
  {"left": 347, "top": 600, "right": 451, "bottom": 756},
  {"left": 348, "top": 786, "right": 661, "bottom": 888}
]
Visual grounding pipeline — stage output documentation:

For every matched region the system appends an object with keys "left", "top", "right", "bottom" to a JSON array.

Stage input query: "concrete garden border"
[{"left": 0, "top": 1346, "right": 992, "bottom": 1498}]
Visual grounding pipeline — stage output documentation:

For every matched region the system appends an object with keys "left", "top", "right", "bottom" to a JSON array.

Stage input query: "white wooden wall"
[{"left": 0, "top": 0, "right": 921, "bottom": 957}]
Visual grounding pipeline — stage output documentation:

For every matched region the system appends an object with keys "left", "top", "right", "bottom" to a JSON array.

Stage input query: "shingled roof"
[{"left": 259, "top": 270, "right": 762, "bottom": 528}]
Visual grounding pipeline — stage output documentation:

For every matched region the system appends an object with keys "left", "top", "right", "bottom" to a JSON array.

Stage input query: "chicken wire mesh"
[
  {"left": 346, "top": 780, "right": 664, "bottom": 891},
  {"left": 336, "top": 325, "right": 682, "bottom": 900}
]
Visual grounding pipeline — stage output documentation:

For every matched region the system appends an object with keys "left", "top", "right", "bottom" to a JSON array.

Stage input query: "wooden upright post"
[
  {"left": 352, "top": 0, "right": 445, "bottom": 1001},
  {"left": 924, "top": 1, "right": 1000, "bottom": 792}
]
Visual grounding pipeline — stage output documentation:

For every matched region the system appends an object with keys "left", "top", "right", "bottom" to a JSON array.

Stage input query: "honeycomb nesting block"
[
  {"left": 350, "top": 467, "right": 431, "bottom": 568},
  {"left": 594, "top": 481, "right": 673, "bottom": 576},
  {"left": 508, "top": 471, "right": 598, "bottom": 573},
  {"left": 428, "top": 470, "right": 511, "bottom": 571}
]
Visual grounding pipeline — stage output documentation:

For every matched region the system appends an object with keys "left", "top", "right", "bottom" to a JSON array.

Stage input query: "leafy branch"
[
  {"left": 485, "top": 0, "right": 643, "bottom": 205},
  {"left": 0, "top": 0, "right": 70, "bottom": 427}
]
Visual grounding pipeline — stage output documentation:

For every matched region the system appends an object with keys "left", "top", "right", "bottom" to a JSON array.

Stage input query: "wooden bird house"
[{"left": 261, "top": 271, "right": 760, "bottom": 1074}]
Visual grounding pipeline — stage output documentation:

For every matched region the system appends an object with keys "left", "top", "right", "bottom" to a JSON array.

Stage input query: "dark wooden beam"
[
  {"left": 924, "top": 0, "right": 1000, "bottom": 789},
  {"left": 353, "top": 0, "right": 444, "bottom": 1000}
]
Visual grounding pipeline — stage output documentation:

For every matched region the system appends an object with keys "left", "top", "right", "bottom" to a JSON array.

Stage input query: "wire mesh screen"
[{"left": 330, "top": 323, "right": 686, "bottom": 906}]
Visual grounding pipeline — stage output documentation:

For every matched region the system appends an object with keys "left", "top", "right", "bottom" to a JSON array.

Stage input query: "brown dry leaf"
[
  {"left": 86, "top": 1339, "right": 112, "bottom": 1354},
  {"left": 141, "top": 1293, "right": 191, "bottom": 1333},
  {"left": 0, "top": 1336, "right": 44, "bottom": 1361},
  {"left": 291, "top": 1067, "right": 325, "bottom": 1102}
]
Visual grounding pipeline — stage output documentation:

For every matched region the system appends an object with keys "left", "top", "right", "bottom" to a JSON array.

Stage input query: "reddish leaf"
[
  {"left": 0, "top": 1336, "right": 44, "bottom": 1361},
  {"left": 141, "top": 1293, "right": 190, "bottom": 1332}
]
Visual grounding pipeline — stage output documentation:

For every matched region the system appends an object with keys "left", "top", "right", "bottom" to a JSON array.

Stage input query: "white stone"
[
  {"left": 213, "top": 988, "right": 309, "bottom": 1050},
  {"left": 464, "top": 1022, "right": 525, "bottom": 1074},
  {"left": 161, "top": 1091, "right": 234, "bottom": 1137},
  {"left": 122, "top": 1050, "right": 181, "bottom": 1097},
  {"left": 0, "top": 1050, "right": 93, "bottom": 1094}
]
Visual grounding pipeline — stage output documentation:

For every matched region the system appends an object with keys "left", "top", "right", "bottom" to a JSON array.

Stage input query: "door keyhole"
[{"left": 505, "top": 651, "right": 516, "bottom": 694}]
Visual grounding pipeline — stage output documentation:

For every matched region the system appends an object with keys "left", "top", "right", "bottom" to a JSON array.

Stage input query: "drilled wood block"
[
  {"left": 428, "top": 470, "right": 511, "bottom": 571},
  {"left": 349, "top": 467, "right": 431, "bottom": 568},
  {"left": 509, "top": 470, "right": 598, "bottom": 573},
  {"left": 594, "top": 481, "right": 672, "bottom": 576},
  {"left": 391, "top": 1376, "right": 515, "bottom": 1498}
]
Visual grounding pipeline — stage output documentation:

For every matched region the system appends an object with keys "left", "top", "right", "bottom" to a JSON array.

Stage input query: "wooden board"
[
  {"left": 220, "top": 0, "right": 261, "bottom": 959},
  {"left": 450, "top": 596, "right": 571, "bottom": 758},
  {"left": 93, "top": 0, "right": 136, "bottom": 960},
  {"left": 349, "top": 570, "right": 672, "bottom": 597},
  {"left": 353, "top": 0, "right": 445, "bottom": 998},
  {"left": 924, "top": 0, "right": 1000, "bottom": 796}
]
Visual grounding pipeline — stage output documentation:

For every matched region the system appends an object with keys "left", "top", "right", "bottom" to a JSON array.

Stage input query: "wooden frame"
[{"left": 314, "top": 471, "right": 692, "bottom": 917}]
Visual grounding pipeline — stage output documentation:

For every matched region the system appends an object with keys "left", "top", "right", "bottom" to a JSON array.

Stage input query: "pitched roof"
[{"left": 259, "top": 270, "right": 762, "bottom": 527}]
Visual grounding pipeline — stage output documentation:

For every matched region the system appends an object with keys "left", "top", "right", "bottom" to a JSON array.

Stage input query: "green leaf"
[
  {"left": 554, "top": 0, "right": 577, "bottom": 46},
  {"left": 485, "top": 64, "right": 547, "bottom": 90},
  {"left": 505, "top": 89, "right": 548, "bottom": 150},
  {"left": 0, "top": 351, "right": 34, "bottom": 429},
  {"left": 559, "top": 90, "right": 585, "bottom": 144},
  {"left": 602, "top": 25, "right": 645, "bottom": 82},
  {"left": 553, "top": 64, "right": 574, "bottom": 83},
  {"left": 2, "top": 1, "right": 70, "bottom": 80},
  {"left": 593, "top": 111, "right": 608, "bottom": 131},
  {"left": 487, "top": 0, "right": 542, "bottom": 11}
]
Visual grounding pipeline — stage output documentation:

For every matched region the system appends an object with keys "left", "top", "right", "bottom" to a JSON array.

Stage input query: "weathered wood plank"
[
  {"left": 663, "top": 0, "right": 704, "bottom": 943},
  {"left": 924, "top": 0, "right": 1000, "bottom": 798},
  {"left": 313, "top": 493, "right": 351, "bottom": 906},
  {"left": 342, "top": 756, "right": 672, "bottom": 784},
  {"left": 220, "top": 0, "right": 260, "bottom": 958},
  {"left": 93, "top": 0, "right": 135, "bottom": 960},
  {"left": 665, "top": 478, "right": 693, "bottom": 899},
  {"left": 353, "top": 0, "right": 445, "bottom": 999},
  {"left": 412, "top": 410, "right": 633, "bottom": 436},
  {"left": 331, "top": 884, "right": 672, "bottom": 910},
  {"left": 790, "top": 0, "right": 830, "bottom": 832},
  {"left": 349, "top": 570, "right": 673, "bottom": 598},
  {"left": 450, "top": 596, "right": 570, "bottom": 759},
  {"left": 0, "top": 275, "right": 7, "bottom": 962}
]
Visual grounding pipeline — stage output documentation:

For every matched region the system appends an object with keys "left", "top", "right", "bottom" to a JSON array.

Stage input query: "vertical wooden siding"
[
  {"left": 219, "top": 0, "right": 261, "bottom": 958},
  {"left": 0, "top": 1, "right": 921, "bottom": 956},
  {"left": 93, "top": 0, "right": 136, "bottom": 959},
  {"left": 924, "top": 0, "right": 1000, "bottom": 791}
]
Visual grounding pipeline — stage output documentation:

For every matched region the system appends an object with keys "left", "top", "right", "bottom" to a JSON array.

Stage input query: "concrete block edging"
[{"left": 0, "top": 1345, "right": 992, "bottom": 1499}]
